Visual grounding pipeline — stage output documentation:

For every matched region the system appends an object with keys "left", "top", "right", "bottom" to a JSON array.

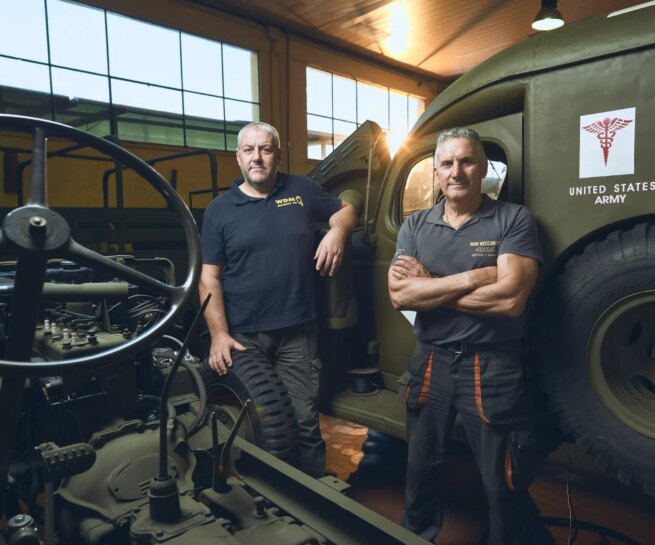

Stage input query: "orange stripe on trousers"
[
  {"left": 474, "top": 352, "right": 490, "bottom": 424},
  {"left": 418, "top": 350, "right": 433, "bottom": 405},
  {"left": 504, "top": 438, "right": 515, "bottom": 490}
]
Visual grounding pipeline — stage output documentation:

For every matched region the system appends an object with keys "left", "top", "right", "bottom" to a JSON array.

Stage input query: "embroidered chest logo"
[
  {"left": 470, "top": 240, "right": 499, "bottom": 257},
  {"left": 275, "top": 195, "right": 304, "bottom": 208}
]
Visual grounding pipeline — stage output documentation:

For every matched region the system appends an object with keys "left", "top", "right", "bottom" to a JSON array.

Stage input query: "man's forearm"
[
  {"left": 314, "top": 202, "right": 358, "bottom": 276},
  {"left": 200, "top": 266, "right": 247, "bottom": 373},
  {"left": 446, "top": 281, "right": 525, "bottom": 317},
  {"left": 199, "top": 277, "right": 230, "bottom": 339},
  {"left": 329, "top": 202, "right": 358, "bottom": 235},
  {"left": 446, "top": 255, "right": 539, "bottom": 317},
  {"left": 389, "top": 267, "right": 496, "bottom": 312}
]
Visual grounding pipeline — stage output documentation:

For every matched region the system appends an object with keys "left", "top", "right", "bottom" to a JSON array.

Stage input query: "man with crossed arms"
[{"left": 389, "top": 127, "right": 544, "bottom": 544}]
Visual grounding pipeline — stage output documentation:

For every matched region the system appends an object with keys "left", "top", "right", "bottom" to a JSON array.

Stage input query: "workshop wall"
[{"left": 1, "top": 0, "right": 443, "bottom": 209}]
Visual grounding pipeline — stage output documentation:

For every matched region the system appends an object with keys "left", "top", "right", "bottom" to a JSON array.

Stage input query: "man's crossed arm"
[{"left": 388, "top": 253, "right": 539, "bottom": 317}]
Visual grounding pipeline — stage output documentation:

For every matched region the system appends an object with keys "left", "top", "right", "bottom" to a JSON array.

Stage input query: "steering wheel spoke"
[
  {"left": 5, "top": 255, "right": 48, "bottom": 362},
  {"left": 66, "top": 239, "right": 176, "bottom": 299}
]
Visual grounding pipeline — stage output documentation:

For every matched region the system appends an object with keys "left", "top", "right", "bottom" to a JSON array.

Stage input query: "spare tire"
[
  {"left": 201, "top": 356, "right": 299, "bottom": 462},
  {"left": 535, "top": 223, "right": 655, "bottom": 495}
]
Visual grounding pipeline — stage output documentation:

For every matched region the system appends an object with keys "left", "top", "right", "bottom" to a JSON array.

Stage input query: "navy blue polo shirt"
[
  {"left": 396, "top": 195, "right": 543, "bottom": 344},
  {"left": 201, "top": 172, "right": 342, "bottom": 333}
]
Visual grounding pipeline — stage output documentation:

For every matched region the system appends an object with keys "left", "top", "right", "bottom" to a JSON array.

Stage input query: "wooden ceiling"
[{"left": 189, "top": 0, "right": 643, "bottom": 79}]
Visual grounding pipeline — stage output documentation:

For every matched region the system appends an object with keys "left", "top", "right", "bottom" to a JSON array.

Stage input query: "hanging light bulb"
[{"left": 532, "top": 0, "right": 565, "bottom": 31}]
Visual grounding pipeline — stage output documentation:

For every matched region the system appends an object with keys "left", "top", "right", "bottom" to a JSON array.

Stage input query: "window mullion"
[
  {"left": 178, "top": 31, "right": 187, "bottom": 147},
  {"left": 43, "top": 0, "right": 55, "bottom": 121},
  {"left": 220, "top": 43, "right": 227, "bottom": 150},
  {"left": 104, "top": 9, "right": 117, "bottom": 137}
]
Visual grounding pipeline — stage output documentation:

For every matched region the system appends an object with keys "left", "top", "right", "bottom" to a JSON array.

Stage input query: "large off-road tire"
[
  {"left": 536, "top": 223, "right": 655, "bottom": 495},
  {"left": 202, "top": 357, "right": 299, "bottom": 462}
]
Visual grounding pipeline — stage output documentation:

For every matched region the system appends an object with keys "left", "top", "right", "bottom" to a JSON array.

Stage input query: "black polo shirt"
[
  {"left": 201, "top": 172, "right": 342, "bottom": 333},
  {"left": 396, "top": 195, "right": 543, "bottom": 344}
]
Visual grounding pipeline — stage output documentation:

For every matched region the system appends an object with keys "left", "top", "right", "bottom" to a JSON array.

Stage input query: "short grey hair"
[
  {"left": 434, "top": 127, "right": 486, "bottom": 163},
  {"left": 237, "top": 122, "right": 281, "bottom": 149}
]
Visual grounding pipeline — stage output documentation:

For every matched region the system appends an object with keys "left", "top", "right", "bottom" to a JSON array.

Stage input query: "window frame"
[
  {"left": 306, "top": 66, "right": 424, "bottom": 160},
  {"left": 0, "top": 0, "right": 261, "bottom": 150}
]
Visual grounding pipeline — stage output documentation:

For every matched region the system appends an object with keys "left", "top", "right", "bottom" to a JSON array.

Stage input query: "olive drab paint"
[{"left": 314, "top": 2, "right": 655, "bottom": 497}]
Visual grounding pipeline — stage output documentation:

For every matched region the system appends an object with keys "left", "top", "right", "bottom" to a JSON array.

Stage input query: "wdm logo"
[{"left": 275, "top": 196, "right": 304, "bottom": 207}]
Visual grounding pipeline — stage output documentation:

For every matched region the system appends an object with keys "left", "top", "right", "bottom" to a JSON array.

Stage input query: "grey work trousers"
[
  {"left": 232, "top": 319, "right": 326, "bottom": 478},
  {"left": 400, "top": 342, "right": 541, "bottom": 545}
]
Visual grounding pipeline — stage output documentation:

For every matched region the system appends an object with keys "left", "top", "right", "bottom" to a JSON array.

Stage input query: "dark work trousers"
[
  {"left": 232, "top": 319, "right": 326, "bottom": 478},
  {"left": 400, "top": 342, "right": 540, "bottom": 544}
]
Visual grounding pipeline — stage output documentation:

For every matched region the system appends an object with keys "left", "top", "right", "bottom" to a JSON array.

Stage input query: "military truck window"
[
  {"left": 402, "top": 156, "right": 436, "bottom": 218},
  {"left": 0, "top": 0, "right": 260, "bottom": 150},
  {"left": 481, "top": 141, "right": 509, "bottom": 201},
  {"left": 483, "top": 160, "right": 508, "bottom": 200},
  {"left": 401, "top": 149, "right": 508, "bottom": 218}
]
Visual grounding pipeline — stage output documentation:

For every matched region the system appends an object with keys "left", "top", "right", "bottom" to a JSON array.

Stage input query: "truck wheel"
[
  {"left": 536, "top": 223, "right": 655, "bottom": 495},
  {"left": 202, "top": 358, "right": 299, "bottom": 462}
]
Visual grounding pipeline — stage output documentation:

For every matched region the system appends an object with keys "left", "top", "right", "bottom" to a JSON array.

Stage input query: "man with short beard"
[{"left": 200, "top": 122, "right": 357, "bottom": 477}]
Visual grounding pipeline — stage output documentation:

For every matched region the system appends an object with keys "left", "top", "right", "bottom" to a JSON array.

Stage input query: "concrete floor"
[{"left": 320, "top": 414, "right": 655, "bottom": 545}]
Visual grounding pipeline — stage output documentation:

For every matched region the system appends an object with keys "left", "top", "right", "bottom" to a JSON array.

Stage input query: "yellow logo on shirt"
[
  {"left": 275, "top": 195, "right": 304, "bottom": 207},
  {"left": 470, "top": 240, "right": 499, "bottom": 257}
]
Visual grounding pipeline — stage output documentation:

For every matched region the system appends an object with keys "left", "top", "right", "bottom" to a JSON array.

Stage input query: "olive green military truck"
[{"left": 304, "top": 1, "right": 655, "bottom": 496}]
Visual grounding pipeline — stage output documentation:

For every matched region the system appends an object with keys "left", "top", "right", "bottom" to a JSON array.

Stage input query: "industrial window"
[
  {"left": 306, "top": 67, "right": 423, "bottom": 160},
  {"left": 0, "top": 0, "right": 260, "bottom": 150}
]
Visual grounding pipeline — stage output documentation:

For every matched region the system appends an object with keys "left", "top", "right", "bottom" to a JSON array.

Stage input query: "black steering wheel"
[{"left": 0, "top": 114, "right": 201, "bottom": 373}]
